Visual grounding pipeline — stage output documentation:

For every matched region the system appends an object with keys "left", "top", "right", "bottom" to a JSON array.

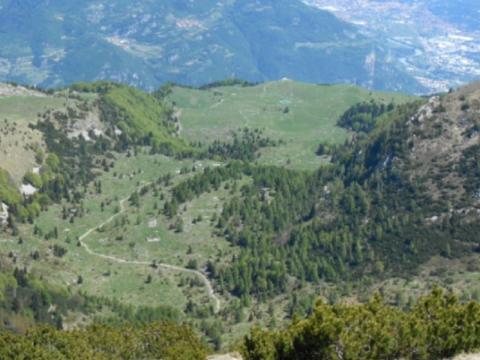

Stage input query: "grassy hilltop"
[{"left": 168, "top": 80, "right": 413, "bottom": 169}]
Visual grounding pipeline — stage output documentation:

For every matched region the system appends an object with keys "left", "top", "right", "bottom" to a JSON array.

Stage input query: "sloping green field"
[
  {"left": 0, "top": 94, "right": 79, "bottom": 183},
  {"left": 169, "top": 81, "right": 414, "bottom": 169}
]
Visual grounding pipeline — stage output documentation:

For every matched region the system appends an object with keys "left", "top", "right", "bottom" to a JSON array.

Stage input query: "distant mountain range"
[{"left": 0, "top": 0, "right": 478, "bottom": 93}]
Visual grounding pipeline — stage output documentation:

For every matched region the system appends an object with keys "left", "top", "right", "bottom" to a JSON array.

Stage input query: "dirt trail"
[
  {"left": 207, "top": 353, "right": 242, "bottom": 360},
  {"left": 453, "top": 355, "right": 480, "bottom": 360},
  {"left": 210, "top": 98, "right": 225, "bottom": 109},
  {"left": 78, "top": 184, "right": 221, "bottom": 313}
]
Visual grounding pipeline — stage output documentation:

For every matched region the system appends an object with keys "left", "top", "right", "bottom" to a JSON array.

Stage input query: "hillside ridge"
[{"left": 1, "top": 79, "right": 480, "bottom": 355}]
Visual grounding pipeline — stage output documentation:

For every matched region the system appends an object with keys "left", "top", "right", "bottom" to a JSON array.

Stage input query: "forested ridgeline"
[
  {"left": 69, "top": 81, "right": 191, "bottom": 155},
  {"left": 243, "top": 288, "right": 480, "bottom": 360},
  {"left": 164, "top": 99, "right": 480, "bottom": 301}
]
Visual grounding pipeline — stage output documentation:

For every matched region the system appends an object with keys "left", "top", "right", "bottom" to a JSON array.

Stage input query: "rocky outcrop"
[
  {"left": 20, "top": 184, "right": 37, "bottom": 196},
  {"left": 0, "top": 202, "right": 9, "bottom": 226}
]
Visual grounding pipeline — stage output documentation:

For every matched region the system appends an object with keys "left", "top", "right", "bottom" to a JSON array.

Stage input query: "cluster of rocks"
[{"left": 0, "top": 202, "right": 9, "bottom": 226}]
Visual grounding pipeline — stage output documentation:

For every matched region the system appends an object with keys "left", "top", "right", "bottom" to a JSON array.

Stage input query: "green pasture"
[{"left": 169, "top": 81, "right": 414, "bottom": 169}]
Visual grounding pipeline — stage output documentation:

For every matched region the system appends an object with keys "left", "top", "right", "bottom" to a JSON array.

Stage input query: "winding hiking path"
[
  {"left": 210, "top": 98, "right": 225, "bottom": 109},
  {"left": 78, "top": 184, "right": 221, "bottom": 313}
]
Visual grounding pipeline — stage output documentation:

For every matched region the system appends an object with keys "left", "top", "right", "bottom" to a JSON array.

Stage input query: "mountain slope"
[
  {"left": 0, "top": 81, "right": 187, "bottom": 223},
  {"left": 159, "top": 82, "right": 480, "bottom": 303},
  {"left": 0, "top": 0, "right": 424, "bottom": 92},
  {"left": 1, "top": 79, "right": 480, "bottom": 349},
  {"left": 346, "top": 81, "right": 480, "bottom": 215}
]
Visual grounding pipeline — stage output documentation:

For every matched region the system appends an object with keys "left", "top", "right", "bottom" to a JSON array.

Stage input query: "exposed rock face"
[
  {"left": 20, "top": 184, "right": 37, "bottom": 196},
  {"left": 0, "top": 83, "right": 45, "bottom": 97},
  {"left": 396, "top": 82, "right": 480, "bottom": 209},
  {"left": 0, "top": 202, "right": 9, "bottom": 226}
]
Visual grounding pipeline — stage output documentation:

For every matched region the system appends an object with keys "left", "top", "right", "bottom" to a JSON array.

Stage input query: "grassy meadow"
[
  {"left": 169, "top": 81, "right": 414, "bottom": 169},
  {"left": 2, "top": 152, "right": 234, "bottom": 311}
]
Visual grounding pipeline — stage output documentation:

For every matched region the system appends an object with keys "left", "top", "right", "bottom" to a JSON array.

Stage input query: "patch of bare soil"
[
  {"left": 0, "top": 83, "right": 45, "bottom": 97},
  {"left": 207, "top": 353, "right": 242, "bottom": 360},
  {"left": 453, "top": 354, "right": 480, "bottom": 360}
]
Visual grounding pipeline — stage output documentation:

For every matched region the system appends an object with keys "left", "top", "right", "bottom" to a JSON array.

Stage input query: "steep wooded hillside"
[{"left": 162, "top": 82, "right": 480, "bottom": 302}]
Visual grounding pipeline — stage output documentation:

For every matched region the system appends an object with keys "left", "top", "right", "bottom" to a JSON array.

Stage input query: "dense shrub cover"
[
  {"left": 0, "top": 169, "right": 21, "bottom": 208},
  {"left": 0, "top": 322, "right": 207, "bottom": 360},
  {"left": 243, "top": 289, "right": 480, "bottom": 360},
  {"left": 337, "top": 100, "right": 395, "bottom": 133}
]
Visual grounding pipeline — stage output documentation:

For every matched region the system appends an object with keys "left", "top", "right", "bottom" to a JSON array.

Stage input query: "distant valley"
[
  {"left": 304, "top": 0, "right": 480, "bottom": 92},
  {"left": 0, "top": 0, "right": 469, "bottom": 93}
]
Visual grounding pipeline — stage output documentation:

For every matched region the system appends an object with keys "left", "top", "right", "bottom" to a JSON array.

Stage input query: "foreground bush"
[
  {"left": 0, "top": 322, "right": 207, "bottom": 360},
  {"left": 243, "top": 288, "right": 480, "bottom": 360}
]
